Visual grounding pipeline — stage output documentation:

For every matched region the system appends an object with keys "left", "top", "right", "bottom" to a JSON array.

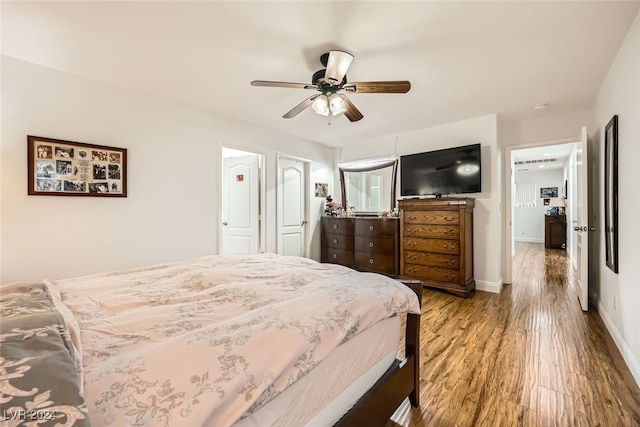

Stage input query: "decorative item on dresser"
[
  {"left": 399, "top": 197, "right": 475, "bottom": 297},
  {"left": 321, "top": 216, "right": 399, "bottom": 277}
]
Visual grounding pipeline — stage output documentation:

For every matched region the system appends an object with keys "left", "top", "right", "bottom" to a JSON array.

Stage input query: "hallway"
[{"left": 390, "top": 242, "right": 640, "bottom": 426}]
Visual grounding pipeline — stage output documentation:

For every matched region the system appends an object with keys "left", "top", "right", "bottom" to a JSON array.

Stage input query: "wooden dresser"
[
  {"left": 321, "top": 217, "right": 399, "bottom": 277},
  {"left": 321, "top": 217, "right": 355, "bottom": 267},
  {"left": 399, "top": 198, "right": 475, "bottom": 297},
  {"left": 545, "top": 214, "right": 566, "bottom": 249}
]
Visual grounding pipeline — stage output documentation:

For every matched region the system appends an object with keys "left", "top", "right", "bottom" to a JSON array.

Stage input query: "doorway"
[
  {"left": 506, "top": 140, "right": 579, "bottom": 285},
  {"left": 220, "top": 147, "right": 264, "bottom": 254},
  {"left": 506, "top": 129, "right": 591, "bottom": 313}
]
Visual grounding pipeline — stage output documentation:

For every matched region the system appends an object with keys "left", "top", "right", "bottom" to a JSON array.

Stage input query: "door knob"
[{"left": 222, "top": 222, "right": 228, "bottom": 226}]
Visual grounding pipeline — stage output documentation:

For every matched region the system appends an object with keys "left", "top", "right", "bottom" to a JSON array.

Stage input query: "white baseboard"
[
  {"left": 597, "top": 301, "right": 640, "bottom": 388},
  {"left": 514, "top": 237, "right": 544, "bottom": 244},
  {"left": 476, "top": 278, "right": 503, "bottom": 294}
]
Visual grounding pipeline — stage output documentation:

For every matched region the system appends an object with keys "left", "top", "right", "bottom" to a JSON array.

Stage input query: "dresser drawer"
[
  {"left": 322, "top": 218, "right": 355, "bottom": 234},
  {"left": 403, "top": 264, "right": 459, "bottom": 283},
  {"left": 355, "top": 219, "right": 398, "bottom": 236},
  {"left": 354, "top": 236, "right": 395, "bottom": 254},
  {"left": 403, "top": 237, "right": 459, "bottom": 255},
  {"left": 322, "top": 248, "right": 354, "bottom": 265},
  {"left": 403, "top": 210, "right": 460, "bottom": 225},
  {"left": 322, "top": 233, "right": 354, "bottom": 250},
  {"left": 404, "top": 224, "right": 459, "bottom": 240},
  {"left": 403, "top": 251, "right": 459, "bottom": 269},
  {"left": 354, "top": 252, "right": 396, "bottom": 274}
]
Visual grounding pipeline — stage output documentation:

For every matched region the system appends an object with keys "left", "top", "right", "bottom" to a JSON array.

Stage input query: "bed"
[{"left": 0, "top": 253, "right": 421, "bottom": 427}]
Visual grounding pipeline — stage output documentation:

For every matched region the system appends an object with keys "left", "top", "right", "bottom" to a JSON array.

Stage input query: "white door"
[
  {"left": 221, "top": 154, "right": 260, "bottom": 254},
  {"left": 574, "top": 127, "right": 590, "bottom": 311},
  {"left": 277, "top": 157, "right": 307, "bottom": 257}
]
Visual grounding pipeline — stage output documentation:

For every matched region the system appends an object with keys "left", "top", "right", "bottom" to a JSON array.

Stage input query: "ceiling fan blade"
[
  {"left": 283, "top": 94, "right": 321, "bottom": 119},
  {"left": 345, "top": 81, "right": 411, "bottom": 94},
  {"left": 339, "top": 94, "right": 364, "bottom": 122},
  {"left": 325, "top": 50, "right": 354, "bottom": 85},
  {"left": 251, "top": 80, "right": 314, "bottom": 90}
]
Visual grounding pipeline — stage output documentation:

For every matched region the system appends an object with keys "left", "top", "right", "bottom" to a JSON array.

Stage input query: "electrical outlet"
[{"left": 614, "top": 294, "right": 617, "bottom": 310}]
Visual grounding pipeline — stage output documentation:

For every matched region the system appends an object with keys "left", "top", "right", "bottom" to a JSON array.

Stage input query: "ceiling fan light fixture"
[
  {"left": 329, "top": 94, "right": 346, "bottom": 115},
  {"left": 312, "top": 95, "right": 329, "bottom": 116},
  {"left": 312, "top": 94, "right": 346, "bottom": 117}
]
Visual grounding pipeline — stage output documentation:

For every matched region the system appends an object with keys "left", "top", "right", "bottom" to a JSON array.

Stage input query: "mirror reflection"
[{"left": 339, "top": 156, "right": 398, "bottom": 214}]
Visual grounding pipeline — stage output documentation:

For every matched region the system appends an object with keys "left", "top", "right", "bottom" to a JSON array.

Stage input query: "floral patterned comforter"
[
  {"left": 0, "top": 281, "right": 90, "bottom": 427},
  {"left": 54, "top": 254, "right": 420, "bottom": 427}
]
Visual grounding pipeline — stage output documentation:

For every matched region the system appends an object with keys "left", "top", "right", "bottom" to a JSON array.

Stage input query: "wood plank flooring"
[{"left": 387, "top": 242, "right": 640, "bottom": 427}]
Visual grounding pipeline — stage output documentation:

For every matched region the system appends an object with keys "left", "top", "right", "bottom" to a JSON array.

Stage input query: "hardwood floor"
[{"left": 388, "top": 242, "right": 640, "bottom": 427}]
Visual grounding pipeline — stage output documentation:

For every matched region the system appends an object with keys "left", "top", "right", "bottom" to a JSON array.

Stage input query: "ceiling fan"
[{"left": 251, "top": 50, "right": 411, "bottom": 122}]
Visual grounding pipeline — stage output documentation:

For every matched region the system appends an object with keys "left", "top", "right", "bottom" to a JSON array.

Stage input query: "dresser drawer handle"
[
  {"left": 333, "top": 239, "right": 338, "bottom": 244},
  {"left": 444, "top": 216, "right": 454, "bottom": 222},
  {"left": 409, "top": 216, "right": 418, "bottom": 221},
  {"left": 369, "top": 242, "right": 374, "bottom": 248},
  {"left": 333, "top": 224, "right": 338, "bottom": 229},
  {"left": 332, "top": 253, "right": 338, "bottom": 259},
  {"left": 369, "top": 259, "right": 374, "bottom": 264},
  {"left": 369, "top": 225, "right": 375, "bottom": 231}
]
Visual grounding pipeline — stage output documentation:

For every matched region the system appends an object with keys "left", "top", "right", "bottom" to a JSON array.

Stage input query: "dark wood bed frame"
[{"left": 335, "top": 280, "right": 422, "bottom": 427}]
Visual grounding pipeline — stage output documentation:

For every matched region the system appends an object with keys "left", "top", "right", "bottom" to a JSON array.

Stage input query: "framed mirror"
[
  {"left": 339, "top": 156, "right": 398, "bottom": 215},
  {"left": 604, "top": 115, "right": 618, "bottom": 273}
]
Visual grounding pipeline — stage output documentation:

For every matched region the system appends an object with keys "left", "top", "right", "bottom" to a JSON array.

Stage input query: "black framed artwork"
[
  {"left": 604, "top": 115, "right": 618, "bottom": 273},
  {"left": 540, "top": 187, "right": 558, "bottom": 198}
]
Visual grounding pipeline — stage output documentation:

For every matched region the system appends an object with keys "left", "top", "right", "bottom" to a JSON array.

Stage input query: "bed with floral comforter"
[{"left": 2, "top": 253, "right": 420, "bottom": 427}]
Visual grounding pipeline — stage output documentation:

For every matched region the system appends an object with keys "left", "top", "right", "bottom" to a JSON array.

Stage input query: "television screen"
[{"left": 400, "top": 143, "right": 481, "bottom": 197}]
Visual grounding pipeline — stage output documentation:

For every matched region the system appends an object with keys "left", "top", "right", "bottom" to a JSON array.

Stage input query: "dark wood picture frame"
[
  {"left": 28, "top": 135, "right": 127, "bottom": 197},
  {"left": 604, "top": 115, "right": 618, "bottom": 273}
]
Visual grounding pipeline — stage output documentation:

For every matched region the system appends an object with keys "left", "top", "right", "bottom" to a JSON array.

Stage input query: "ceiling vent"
[{"left": 514, "top": 158, "right": 558, "bottom": 165}]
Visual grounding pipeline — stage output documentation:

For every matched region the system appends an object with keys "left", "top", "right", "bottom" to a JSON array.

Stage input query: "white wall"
[
  {"left": 501, "top": 109, "right": 594, "bottom": 148},
  {"left": 338, "top": 114, "right": 503, "bottom": 293},
  {"left": 513, "top": 169, "right": 565, "bottom": 243},
  {"left": 0, "top": 56, "right": 333, "bottom": 283},
  {"left": 592, "top": 9, "right": 640, "bottom": 386}
]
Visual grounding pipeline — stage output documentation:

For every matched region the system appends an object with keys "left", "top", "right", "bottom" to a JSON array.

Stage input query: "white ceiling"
[{"left": 2, "top": 1, "right": 639, "bottom": 149}]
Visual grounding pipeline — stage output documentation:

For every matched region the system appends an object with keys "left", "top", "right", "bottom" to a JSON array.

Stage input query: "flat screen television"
[{"left": 400, "top": 143, "right": 481, "bottom": 197}]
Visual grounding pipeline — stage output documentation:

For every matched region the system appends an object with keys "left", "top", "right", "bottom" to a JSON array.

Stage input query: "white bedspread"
[{"left": 54, "top": 253, "right": 420, "bottom": 427}]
